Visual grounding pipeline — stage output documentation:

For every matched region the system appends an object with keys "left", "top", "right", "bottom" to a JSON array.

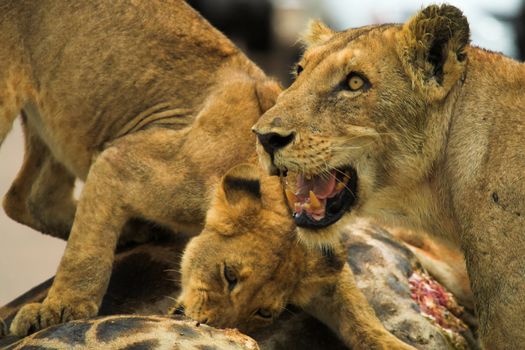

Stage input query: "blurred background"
[
  {"left": 1, "top": 0, "right": 524, "bottom": 305},
  {"left": 188, "top": 0, "right": 525, "bottom": 87}
]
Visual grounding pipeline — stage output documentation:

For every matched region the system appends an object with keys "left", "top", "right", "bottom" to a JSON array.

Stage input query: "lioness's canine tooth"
[
  {"left": 335, "top": 182, "right": 346, "bottom": 192},
  {"left": 309, "top": 191, "right": 322, "bottom": 210},
  {"left": 285, "top": 189, "right": 297, "bottom": 206}
]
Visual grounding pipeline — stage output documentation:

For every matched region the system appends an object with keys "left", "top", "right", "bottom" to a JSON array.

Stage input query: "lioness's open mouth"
[{"left": 283, "top": 167, "right": 358, "bottom": 229}]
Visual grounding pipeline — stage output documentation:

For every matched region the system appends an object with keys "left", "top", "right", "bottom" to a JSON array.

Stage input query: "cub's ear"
[
  {"left": 398, "top": 4, "right": 470, "bottom": 101},
  {"left": 256, "top": 79, "right": 282, "bottom": 113},
  {"left": 206, "top": 164, "right": 262, "bottom": 236},
  {"left": 302, "top": 19, "right": 335, "bottom": 47},
  {"left": 221, "top": 163, "right": 262, "bottom": 206}
]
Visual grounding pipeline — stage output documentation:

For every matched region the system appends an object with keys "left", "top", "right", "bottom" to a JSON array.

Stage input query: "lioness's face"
[
  {"left": 253, "top": 12, "right": 468, "bottom": 243},
  {"left": 254, "top": 25, "right": 416, "bottom": 233},
  {"left": 173, "top": 164, "right": 301, "bottom": 332}
]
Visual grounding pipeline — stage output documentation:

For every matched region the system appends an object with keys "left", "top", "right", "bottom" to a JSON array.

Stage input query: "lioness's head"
[
  {"left": 173, "top": 164, "right": 302, "bottom": 332},
  {"left": 253, "top": 5, "right": 470, "bottom": 245}
]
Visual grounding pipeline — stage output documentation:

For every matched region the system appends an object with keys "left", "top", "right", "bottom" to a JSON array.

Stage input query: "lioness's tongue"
[
  {"left": 291, "top": 171, "right": 338, "bottom": 221},
  {"left": 297, "top": 171, "right": 336, "bottom": 199}
]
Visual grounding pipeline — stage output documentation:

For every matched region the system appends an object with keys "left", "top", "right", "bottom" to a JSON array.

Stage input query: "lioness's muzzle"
[{"left": 254, "top": 130, "right": 295, "bottom": 157}]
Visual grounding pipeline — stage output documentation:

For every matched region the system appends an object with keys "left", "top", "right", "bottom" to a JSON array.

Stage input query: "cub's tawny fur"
[
  {"left": 1, "top": 0, "right": 281, "bottom": 335},
  {"left": 174, "top": 164, "right": 416, "bottom": 350},
  {"left": 253, "top": 4, "right": 524, "bottom": 349}
]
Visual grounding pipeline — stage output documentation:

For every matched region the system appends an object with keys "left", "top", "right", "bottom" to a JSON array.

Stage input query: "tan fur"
[
  {"left": 253, "top": 5, "right": 524, "bottom": 348},
  {"left": 174, "top": 164, "right": 416, "bottom": 350},
  {"left": 301, "top": 20, "right": 336, "bottom": 47},
  {"left": 1, "top": 0, "right": 281, "bottom": 336}
]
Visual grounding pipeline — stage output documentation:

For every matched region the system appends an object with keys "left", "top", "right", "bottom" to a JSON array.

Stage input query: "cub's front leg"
[
  {"left": 9, "top": 129, "right": 182, "bottom": 336},
  {"left": 304, "top": 264, "right": 416, "bottom": 350},
  {"left": 9, "top": 148, "right": 128, "bottom": 336}
]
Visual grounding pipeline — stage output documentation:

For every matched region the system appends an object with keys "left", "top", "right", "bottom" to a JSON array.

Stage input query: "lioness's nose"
[{"left": 254, "top": 131, "right": 295, "bottom": 156}]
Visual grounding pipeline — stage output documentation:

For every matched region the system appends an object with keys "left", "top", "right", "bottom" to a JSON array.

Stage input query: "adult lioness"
[
  {"left": 1, "top": 0, "right": 281, "bottom": 336},
  {"left": 253, "top": 4, "right": 524, "bottom": 349}
]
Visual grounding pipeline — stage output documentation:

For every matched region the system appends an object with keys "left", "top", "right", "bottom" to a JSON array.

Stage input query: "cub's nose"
[
  {"left": 254, "top": 131, "right": 295, "bottom": 156},
  {"left": 171, "top": 303, "right": 185, "bottom": 316}
]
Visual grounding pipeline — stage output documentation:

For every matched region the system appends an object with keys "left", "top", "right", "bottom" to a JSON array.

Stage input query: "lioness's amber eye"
[
  {"left": 347, "top": 73, "right": 365, "bottom": 91},
  {"left": 223, "top": 265, "right": 237, "bottom": 290}
]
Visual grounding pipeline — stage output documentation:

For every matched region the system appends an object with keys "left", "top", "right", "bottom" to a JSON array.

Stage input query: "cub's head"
[
  {"left": 172, "top": 164, "right": 302, "bottom": 332},
  {"left": 252, "top": 5, "right": 470, "bottom": 246}
]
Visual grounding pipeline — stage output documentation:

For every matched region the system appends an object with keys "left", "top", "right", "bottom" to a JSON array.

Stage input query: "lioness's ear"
[
  {"left": 398, "top": 4, "right": 470, "bottom": 101},
  {"left": 256, "top": 79, "right": 281, "bottom": 113},
  {"left": 221, "top": 163, "right": 262, "bottom": 209},
  {"left": 302, "top": 20, "right": 335, "bottom": 47}
]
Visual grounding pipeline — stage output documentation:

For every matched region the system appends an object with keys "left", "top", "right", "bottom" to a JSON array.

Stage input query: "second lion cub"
[{"left": 2, "top": 0, "right": 280, "bottom": 336}]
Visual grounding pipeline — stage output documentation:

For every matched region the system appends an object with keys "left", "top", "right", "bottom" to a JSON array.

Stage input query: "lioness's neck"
[
  {"left": 360, "top": 178, "right": 460, "bottom": 243},
  {"left": 440, "top": 47, "right": 525, "bottom": 232},
  {"left": 360, "top": 89, "right": 464, "bottom": 241},
  {"left": 366, "top": 47, "right": 524, "bottom": 242}
]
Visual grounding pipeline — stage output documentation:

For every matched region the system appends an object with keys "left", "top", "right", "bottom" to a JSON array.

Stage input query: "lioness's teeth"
[
  {"left": 285, "top": 189, "right": 297, "bottom": 206},
  {"left": 335, "top": 182, "right": 346, "bottom": 191},
  {"left": 305, "top": 174, "right": 312, "bottom": 180},
  {"left": 309, "top": 191, "right": 322, "bottom": 210}
]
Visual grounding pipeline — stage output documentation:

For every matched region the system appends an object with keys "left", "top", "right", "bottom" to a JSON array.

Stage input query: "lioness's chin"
[{"left": 296, "top": 225, "right": 340, "bottom": 248}]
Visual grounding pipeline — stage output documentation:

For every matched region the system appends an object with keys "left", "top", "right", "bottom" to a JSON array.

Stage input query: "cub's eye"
[
  {"left": 255, "top": 308, "right": 272, "bottom": 319},
  {"left": 223, "top": 265, "right": 237, "bottom": 291},
  {"left": 296, "top": 64, "right": 304, "bottom": 76},
  {"left": 345, "top": 72, "right": 369, "bottom": 91}
]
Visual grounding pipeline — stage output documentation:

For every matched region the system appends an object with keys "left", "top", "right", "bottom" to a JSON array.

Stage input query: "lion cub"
[
  {"left": 174, "top": 164, "right": 415, "bottom": 350},
  {"left": 253, "top": 5, "right": 524, "bottom": 348},
  {"left": 1, "top": 0, "right": 280, "bottom": 335}
]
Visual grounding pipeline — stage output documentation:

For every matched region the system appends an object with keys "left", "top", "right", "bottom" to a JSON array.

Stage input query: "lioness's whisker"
[
  {"left": 323, "top": 164, "right": 347, "bottom": 178},
  {"left": 280, "top": 305, "right": 295, "bottom": 315},
  {"left": 165, "top": 295, "right": 178, "bottom": 302},
  {"left": 164, "top": 278, "right": 182, "bottom": 284},
  {"left": 323, "top": 164, "right": 356, "bottom": 197},
  {"left": 163, "top": 268, "right": 180, "bottom": 273}
]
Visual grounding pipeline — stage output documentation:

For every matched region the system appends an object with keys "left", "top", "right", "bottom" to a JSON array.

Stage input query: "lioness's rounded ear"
[
  {"left": 256, "top": 79, "right": 282, "bottom": 113},
  {"left": 221, "top": 163, "right": 262, "bottom": 208},
  {"left": 301, "top": 20, "right": 335, "bottom": 47},
  {"left": 398, "top": 4, "right": 470, "bottom": 101}
]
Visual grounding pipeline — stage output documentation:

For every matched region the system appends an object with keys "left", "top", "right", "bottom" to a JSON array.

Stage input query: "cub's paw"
[{"left": 10, "top": 300, "right": 97, "bottom": 336}]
